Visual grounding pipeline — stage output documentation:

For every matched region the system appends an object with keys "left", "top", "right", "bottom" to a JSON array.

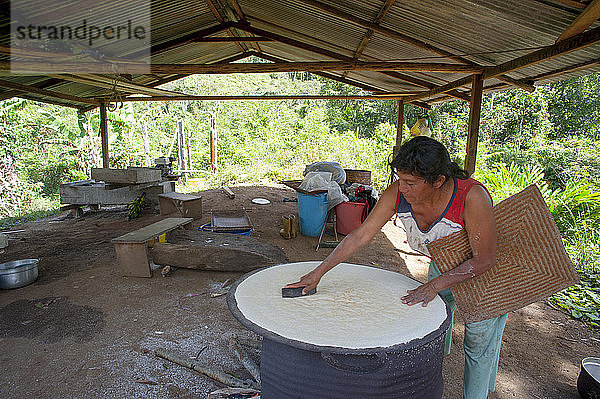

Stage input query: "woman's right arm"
[{"left": 286, "top": 180, "right": 400, "bottom": 294}]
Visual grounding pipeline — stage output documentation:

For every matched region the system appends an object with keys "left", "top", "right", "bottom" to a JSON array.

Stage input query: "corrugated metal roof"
[{"left": 2, "top": 0, "right": 600, "bottom": 109}]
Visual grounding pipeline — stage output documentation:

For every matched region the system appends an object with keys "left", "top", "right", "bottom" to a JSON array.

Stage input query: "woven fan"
[{"left": 426, "top": 184, "right": 579, "bottom": 323}]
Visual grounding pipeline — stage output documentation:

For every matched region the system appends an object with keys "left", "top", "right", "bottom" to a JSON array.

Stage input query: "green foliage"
[
  {"left": 0, "top": 208, "right": 59, "bottom": 230},
  {"left": 2, "top": 69, "right": 600, "bottom": 328}
]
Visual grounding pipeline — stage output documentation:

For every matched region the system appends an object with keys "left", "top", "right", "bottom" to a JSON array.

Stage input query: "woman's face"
[{"left": 395, "top": 170, "right": 441, "bottom": 204}]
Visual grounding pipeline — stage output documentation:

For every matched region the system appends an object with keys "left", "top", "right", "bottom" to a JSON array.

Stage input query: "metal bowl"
[
  {"left": 0, "top": 259, "right": 39, "bottom": 289},
  {"left": 578, "top": 357, "right": 600, "bottom": 399}
]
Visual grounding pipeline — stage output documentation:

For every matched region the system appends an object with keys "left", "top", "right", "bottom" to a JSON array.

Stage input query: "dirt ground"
[{"left": 1, "top": 183, "right": 598, "bottom": 399}]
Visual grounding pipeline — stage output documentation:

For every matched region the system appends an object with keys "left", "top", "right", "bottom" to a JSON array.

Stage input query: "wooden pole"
[
  {"left": 177, "top": 119, "right": 185, "bottom": 176},
  {"left": 465, "top": 74, "right": 484, "bottom": 175},
  {"left": 185, "top": 112, "right": 192, "bottom": 171},
  {"left": 393, "top": 99, "right": 404, "bottom": 158},
  {"left": 99, "top": 102, "right": 109, "bottom": 168},
  {"left": 142, "top": 121, "right": 151, "bottom": 167},
  {"left": 210, "top": 113, "right": 217, "bottom": 173}
]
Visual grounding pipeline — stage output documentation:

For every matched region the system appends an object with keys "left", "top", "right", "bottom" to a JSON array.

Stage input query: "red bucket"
[{"left": 336, "top": 201, "right": 367, "bottom": 235}]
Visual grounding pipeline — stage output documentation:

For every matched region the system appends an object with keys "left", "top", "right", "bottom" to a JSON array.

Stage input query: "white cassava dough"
[{"left": 234, "top": 261, "right": 448, "bottom": 349}]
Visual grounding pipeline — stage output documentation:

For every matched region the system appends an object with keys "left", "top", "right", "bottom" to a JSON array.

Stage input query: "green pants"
[{"left": 429, "top": 261, "right": 508, "bottom": 399}]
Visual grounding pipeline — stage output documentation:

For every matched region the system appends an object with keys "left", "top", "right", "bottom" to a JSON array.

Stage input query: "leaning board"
[{"left": 426, "top": 185, "right": 579, "bottom": 323}]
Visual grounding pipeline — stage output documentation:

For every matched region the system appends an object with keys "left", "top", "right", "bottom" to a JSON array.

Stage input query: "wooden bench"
[
  {"left": 112, "top": 217, "right": 193, "bottom": 277},
  {"left": 158, "top": 192, "right": 202, "bottom": 219}
]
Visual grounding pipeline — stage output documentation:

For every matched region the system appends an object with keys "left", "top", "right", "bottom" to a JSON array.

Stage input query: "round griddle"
[{"left": 227, "top": 262, "right": 451, "bottom": 355}]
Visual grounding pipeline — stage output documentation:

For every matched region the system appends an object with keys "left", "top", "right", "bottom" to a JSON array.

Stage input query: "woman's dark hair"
[{"left": 389, "top": 136, "right": 469, "bottom": 184}]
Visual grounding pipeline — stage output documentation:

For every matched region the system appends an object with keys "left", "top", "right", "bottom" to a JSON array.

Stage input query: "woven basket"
[
  {"left": 344, "top": 169, "right": 371, "bottom": 185},
  {"left": 427, "top": 184, "right": 579, "bottom": 323}
]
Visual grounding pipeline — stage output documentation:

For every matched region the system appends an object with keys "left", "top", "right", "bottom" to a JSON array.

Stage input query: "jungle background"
[{"left": 1, "top": 70, "right": 599, "bottom": 328}]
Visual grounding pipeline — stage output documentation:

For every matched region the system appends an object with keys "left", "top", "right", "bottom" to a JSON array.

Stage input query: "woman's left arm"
[{"left": 402, "top": 185, "right": 497, "bottom": 306}]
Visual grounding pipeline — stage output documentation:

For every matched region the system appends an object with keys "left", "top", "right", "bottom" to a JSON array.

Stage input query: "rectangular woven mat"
[{"left": 426, "top": 184, "right": 579, "bottom": 323}]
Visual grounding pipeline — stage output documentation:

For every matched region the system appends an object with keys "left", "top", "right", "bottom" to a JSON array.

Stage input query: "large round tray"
[{"left": 227, "top": 262, "right": 451, "bottom": 355}]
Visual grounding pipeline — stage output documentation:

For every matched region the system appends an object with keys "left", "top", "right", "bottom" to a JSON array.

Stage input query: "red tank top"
[{"left": 395, "top": 178, "right": 491, "bottom": 256}]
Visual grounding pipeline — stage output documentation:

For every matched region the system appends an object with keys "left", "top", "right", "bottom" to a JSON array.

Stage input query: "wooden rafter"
[
  {"left": 241, "top": 17, "right": 471, "bottom": 100},
  {"left": 149, "top": 52, "right": 254, "bottom": 88},
  {"left": 251, "top": 51, "right": 387, "bottom": 92},
  {"left": 10, "top": 94, "right": 88, "bottom": 109},
  {"left": 556, "top": 0, "right": 600, "bottom": 42},
  {"left": 4, "top": 60, "right": 483, "bottom": 75},
  {"left": 47, "top": 74, "right": 186, "bottom": 97},
  {"left": 405, "top": 25, "right": 600, "bottom": 102},
  {"left": 555, "top": 0, "right": 588, "bottom": 9},
  {"left": 233, "top": 21, "right": 470, "bottom": 101},
  {"left": 192, "top": 37, "right": 273, "bottom": 42},
  {"left": 224, "top": 0, "right": 263, "bottom": 52},
  {"left": 529, "top": 57, "right": 600, "bottom": 81},
  {"left": 0, "top": 78, "right": 99, "bottom": 106},
  {"left": 205, "top": 0, "right": 248, "bottom": 52},
  {"left": 295, "top": 0, "right": 535, "bottom": 92},
  {"left": 0, "top": 78, "right": 63, "bottom": 101},
  {"left": 126, "top": 23, "right": 235, "bottom": 60},
  {"left": 342, "top": 0, "right": 396, "bottom": 78},
  {"left": 115, "top": 94, "right": 420, "bottom": 102},
  {"left": 76, "top": 52, "right": 255, "bottom": 114}
]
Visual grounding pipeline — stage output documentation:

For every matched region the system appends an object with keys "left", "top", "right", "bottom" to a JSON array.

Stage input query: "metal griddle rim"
[{"left": 227, "top": 263, "right": 452, "bottom": 355}]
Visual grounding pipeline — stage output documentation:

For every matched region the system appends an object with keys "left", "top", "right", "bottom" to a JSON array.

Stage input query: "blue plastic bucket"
[{"left": 297, "top": 191, "right": 328, "bottom": 237}]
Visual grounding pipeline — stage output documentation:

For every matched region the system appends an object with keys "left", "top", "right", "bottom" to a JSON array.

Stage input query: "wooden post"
[
  {"left": 177, "top": 119, "right": 184, "bottom": 175},
  {"left": 186, "top": 116, "right": 192, "bottom": 171},
  {"left": 393, "top": 99, "right": 404, "bottom": 158},
  {"left": 99, "top": 102, "right": 109, "bottom": 168},
  {"left": 465, "top": 74, "right": 484, "bottom": 175},
  {"left": 142, "top": 121, "right": 151, "bottom": 167},
  {"left": 210, "top": 113, "right": 217, "bottom": 172}
]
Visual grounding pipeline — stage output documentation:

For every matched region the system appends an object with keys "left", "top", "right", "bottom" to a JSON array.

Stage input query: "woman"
[{"left": 287, "top": 136, "right": 507, "bottom": 399}]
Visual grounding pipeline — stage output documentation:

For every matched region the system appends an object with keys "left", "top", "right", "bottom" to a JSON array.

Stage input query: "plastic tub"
[
  {"left": 336, "top": 201, "right": 367, "bottom": 235},
  {"left": 297, "top": 191, "right": 328, "bottom": 237}
]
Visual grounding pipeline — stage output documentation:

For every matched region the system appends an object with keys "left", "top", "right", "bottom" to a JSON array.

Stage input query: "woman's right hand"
[{"left": 285, "top": 269, "right": 323, "bottom": 295}]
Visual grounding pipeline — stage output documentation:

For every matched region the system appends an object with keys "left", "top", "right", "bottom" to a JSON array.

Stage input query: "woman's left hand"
[{"left": 401, "top": 280, "right": 439, "bottom": 307}]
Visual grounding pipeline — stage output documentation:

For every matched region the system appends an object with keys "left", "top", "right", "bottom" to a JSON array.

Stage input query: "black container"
[
  {"left": 260, "top": 333, "right": 446, "bottom": 399},
  {"left": 578, "top": 357, "right": 600, "bottom": 399},
  {"left": 227, "top": 265, "right": 451, "bottom": 399}
]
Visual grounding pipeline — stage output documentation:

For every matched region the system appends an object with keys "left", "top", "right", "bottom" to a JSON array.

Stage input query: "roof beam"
[
  {"left": 405, "top": 25, "right": 600, "bottom": 102},
  {"left": 251, "top": 51, "right": 388, "bottom": 92},
  {"left": 116, "top": 94, "right": 420, "bottom": 102},
  {"left": 192, "top": 37, "right": 274, "bottom": 42},
  {"left": 529, "top": 56, "right": 600, "bottom": 81},
  {"left": 205, "top": 0, "right": 248, "bottom": 52},
  {"left": 48, "top": 74, "right": 186, "bottom": 97},
  {"left": 233, "top": 21, "right": 470, "bottom": 101},
  {"left": 556, "top": 0, "right": 600, "bottom": 42},
  {"left": 554, "top": 0, "right": 587, "bottom": 9},
  {"left": 3, "top": 60, "right": 482, "bottom": 75},
  {"left": 0, "top": 78, "right": 63, "bottom": 101},
  {"left": 11, "top": 94, "right": 89, "bottom": 110},
  {"left": 343, "top": 0, "right": 396, "bottom": 78},
  {"left": 128, "top": 22, "right": 235, "bottom": 59},
  {"left": 0, "top": 78, "right": 99, "bottom": 106},
  {"left": 295, "top": 0, "right": 535, "bottom": 92}
]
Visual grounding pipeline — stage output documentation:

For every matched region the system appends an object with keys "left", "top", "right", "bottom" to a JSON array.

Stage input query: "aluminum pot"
[
  {"left": 0, "top": 259, "right": 39, "bottom": 289},
  {"left": 578, "top": 357, "right": 600, "bottom": 399}
]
